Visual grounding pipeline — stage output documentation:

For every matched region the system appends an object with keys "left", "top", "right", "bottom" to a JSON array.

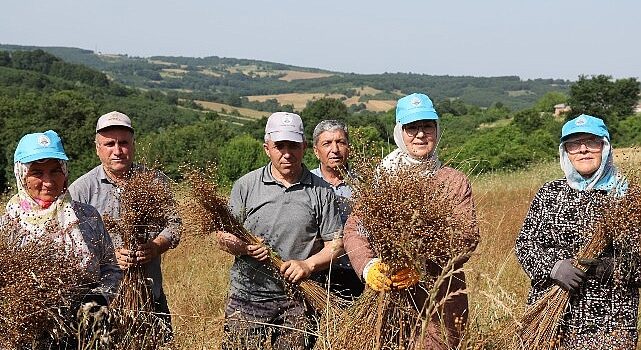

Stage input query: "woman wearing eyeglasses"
[
  {"left": 343, "top": 93, "right": 480, "bottom": 348},
  {"left": 516, "top": 114, "right": 639, "bottom": 349}
]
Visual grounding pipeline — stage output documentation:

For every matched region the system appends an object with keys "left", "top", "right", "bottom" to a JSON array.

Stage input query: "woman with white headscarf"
[
  {"left": 1, "top": 130, "right": 121, "bottom": 346},
  {"left": 343, "top": 93, "right": 480, "bottom": 348},
  {"left": 516, "top": 114, "right": 639, "bottom": 349}
]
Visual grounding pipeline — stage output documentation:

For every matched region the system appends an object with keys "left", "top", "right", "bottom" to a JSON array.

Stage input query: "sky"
[{"left": 1, "top": 0, "right": 640, "bottom": 81}]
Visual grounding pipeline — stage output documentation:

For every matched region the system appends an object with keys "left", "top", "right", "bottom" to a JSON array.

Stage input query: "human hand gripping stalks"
[{"left": 181, "top": 164, "right": 345, "bottom": 314}]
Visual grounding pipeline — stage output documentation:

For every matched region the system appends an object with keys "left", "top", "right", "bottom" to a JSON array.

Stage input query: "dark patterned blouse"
[{"left": 515, "top": 179, "right": 641, "bottom": 340}]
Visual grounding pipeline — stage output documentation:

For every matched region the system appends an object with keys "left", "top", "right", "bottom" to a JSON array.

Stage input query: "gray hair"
[{"left": 312, "top": 120, "right": 349, "bottom": 145}]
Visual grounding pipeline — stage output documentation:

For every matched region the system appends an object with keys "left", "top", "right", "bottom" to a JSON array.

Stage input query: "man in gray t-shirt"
[
  {"left": 68, "top": 111, "right": 180, "bottom": 339},
  {"left": 217, "top": 112, "right": 342, "bottom": 350}
]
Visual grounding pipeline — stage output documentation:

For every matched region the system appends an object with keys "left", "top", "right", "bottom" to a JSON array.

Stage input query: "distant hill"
[{"left": 0, "top": 44, "right": 571, "bottom": 111}]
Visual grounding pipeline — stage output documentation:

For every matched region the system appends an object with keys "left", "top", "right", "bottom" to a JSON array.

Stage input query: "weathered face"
[
  {"left": 95, "top": 127, "right": 135, "bottom": 177},
  {"left": 564, "top": 133, "right": 604, "bottom": 177},
  {"left": 263, "top": 139, "right": 306, "bottom": 179},
  {"left": 25, "top": 159, "right": 66, "bottom": 202},
  {"left": 401, "top": 120, "right": 437, "bottom": 158},
  {"left": 313, "top": 129, "right": 350, "bottom": 169}
]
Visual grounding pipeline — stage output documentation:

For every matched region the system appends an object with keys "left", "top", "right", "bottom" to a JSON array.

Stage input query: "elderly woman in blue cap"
[
  {"left": 1, "top": 130, "right": 121, "bottom": 344},
  {"left": 343, "top": 93, "right": 480, "bottom": 348},
  {"left": 516, "top": 114, "right": 639, "bottom": 349}
]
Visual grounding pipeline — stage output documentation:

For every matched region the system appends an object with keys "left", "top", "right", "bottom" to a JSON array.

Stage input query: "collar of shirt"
[
  {"left": 98, "top": 163, "right": 144, "bottom": 186},
  {"left": 310, "top": 165, "right": 354, "bottom": 189},
  {"left": 261, "top": 162, "right": 313, "bottom": 187}
]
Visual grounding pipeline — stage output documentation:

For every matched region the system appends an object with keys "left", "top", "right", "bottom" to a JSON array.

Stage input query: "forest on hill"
[
  {"left": 0, "top": 44, "right": 572, "bottom": 111},
  {"left": 0, "top": 48, "right": 639, "bottom": 192}
]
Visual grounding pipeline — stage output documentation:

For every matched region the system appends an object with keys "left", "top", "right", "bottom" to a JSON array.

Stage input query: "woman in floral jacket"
[{"left": 515, "top": 114, "right": 640, "bottom": 349}]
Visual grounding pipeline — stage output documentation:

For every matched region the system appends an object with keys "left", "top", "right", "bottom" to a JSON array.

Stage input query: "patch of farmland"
[
  {"left": 246, "top": 93, "right": 345, "bottom": 110},
  {"left": 365, "top": 99, "right": 396, "bottom": 112},
  {"left": 195, "top": 100, "right": 270, "bottom": 119},
  {"left": 162, "top": 68, "right": 188, "bottom": 74},
  {"left": 278, "top": 71, "right": 334, "bottom": 81}
]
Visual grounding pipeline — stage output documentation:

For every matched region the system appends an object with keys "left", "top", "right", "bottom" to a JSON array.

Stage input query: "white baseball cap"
[
  {"left": 96, "top": 111, "right": 133, "bottom": 133},
  {"left": 265, "top": 112, "right": 304, "bottom": 142}
]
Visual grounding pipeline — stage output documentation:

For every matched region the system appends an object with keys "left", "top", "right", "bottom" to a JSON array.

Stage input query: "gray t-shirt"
[
  {"left": 68, "top": 164, "right": 181, "bottom": 303},
  {"left": 228, "top": 163, "right": 342, "bottom": 302}
]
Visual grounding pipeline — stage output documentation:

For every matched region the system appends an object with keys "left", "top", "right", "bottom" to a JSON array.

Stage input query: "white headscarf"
[
  {"left": 380, "top": 122, "right": 442, "bottom": 173},
  {"left": 5, "top": 160, "right": 92, "bottom": 267}
]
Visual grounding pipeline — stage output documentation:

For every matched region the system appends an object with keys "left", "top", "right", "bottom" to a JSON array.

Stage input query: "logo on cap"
[
  {"left": 575, "top": 116, "right": 587, "bottom": 126},
  {"left": 282, "top": 115, "right": 293, "bottom": 125},
  {"left": 411, "top": 97, "right": 422, "bottom": 107},
  {"left": 37, "top": 135, "right": 51, "bottom": 147}
]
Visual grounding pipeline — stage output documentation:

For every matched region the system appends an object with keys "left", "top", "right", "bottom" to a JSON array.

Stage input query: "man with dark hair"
[{"left": 217, "top": 112, "right": 342, "bottom": 350}]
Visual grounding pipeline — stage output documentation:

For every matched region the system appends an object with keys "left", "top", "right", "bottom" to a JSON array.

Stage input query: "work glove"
[
  {"left": 391, "top": 267, "right": 421, "bottom": 290},
  {"left": 550, "top": 259, "right": 586, "bottom": 293},
  {"left": 365, "top": 261, "right": 392, "bottom": 292},
  {"left": 579, "top": 257, "right": 614, "bottom": 282}
]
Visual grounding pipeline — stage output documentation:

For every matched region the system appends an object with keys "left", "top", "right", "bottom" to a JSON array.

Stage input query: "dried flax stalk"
[
  {"left": 108, "top": 169, "right": 174, "bottom": 349},
  {"left": 317, "top": 160, "right": 474, "bottom": 350},
  {"left": 181, "top": 165, "right": 344, "bottom": 313},
  {"left": 0, "top": 219, "right": 87, "bottom": 348}
]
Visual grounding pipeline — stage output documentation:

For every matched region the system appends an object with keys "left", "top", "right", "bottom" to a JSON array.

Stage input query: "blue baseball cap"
[
  {"left": 14, "top": 130, "right": 69, "bottom": 163},
  {"left": 395, "top": 93, "right": 439, "bottom": 125},
  {"left": 561, "top": 114, "right": 610, "bottom": 141}
]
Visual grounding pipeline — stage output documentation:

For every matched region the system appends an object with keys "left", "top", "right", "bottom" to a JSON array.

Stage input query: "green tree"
[
  {"left": 568, "top": 75, "right": 640, "bottom": 120},
  {"left": 217, "top": 134, "right": 268, "bottom": 186},
  {"left": 301, "top": 98, "right": 349, "bottom": 140},
  {"left": 534, "top": 92, "right": 568, "bottom": 113}
]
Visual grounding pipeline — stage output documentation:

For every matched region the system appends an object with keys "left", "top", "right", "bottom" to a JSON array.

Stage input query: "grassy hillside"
[{"left": 0, "top": 44, "right": 572, "bottom": 112}]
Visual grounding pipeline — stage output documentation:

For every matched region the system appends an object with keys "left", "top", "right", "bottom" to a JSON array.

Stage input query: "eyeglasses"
[
  {"left": 403, "top": 123, "right": 436, "bottom": 137},
  {"left": 564, "top": 138, "right": 603, "bottom": 154}
]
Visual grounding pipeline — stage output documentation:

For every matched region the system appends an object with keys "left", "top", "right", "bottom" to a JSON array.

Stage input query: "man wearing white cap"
[
  {"left": 216, "top": 112, "right": 343, "bottom": 349},
  {"left": 68, "top": 111, "right": 181, "bottom": 339}
]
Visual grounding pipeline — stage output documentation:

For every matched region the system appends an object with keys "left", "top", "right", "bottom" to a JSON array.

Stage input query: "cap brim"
[
  {"left": 398, "top": 110, "right": 439, "bottom": 125},
  {"left": 96, "top": 123, "right": 134, "bottom": 133},
  {"left": 561, "top": 127, "right": 609, "bottom": 140},
  {"left": 18, "top": 152, "right": 69, "bottom": 163},
  {"left": 268, "top": 131, "right": 304, "bottom": 143}
]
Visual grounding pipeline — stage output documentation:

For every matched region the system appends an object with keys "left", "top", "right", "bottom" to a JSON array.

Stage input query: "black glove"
[
  {"left": 550, "top": 259, "right": 586, "bottom": 293},
  {"left": 579, "top": 258, "right": 614, "bottom": 282}
]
